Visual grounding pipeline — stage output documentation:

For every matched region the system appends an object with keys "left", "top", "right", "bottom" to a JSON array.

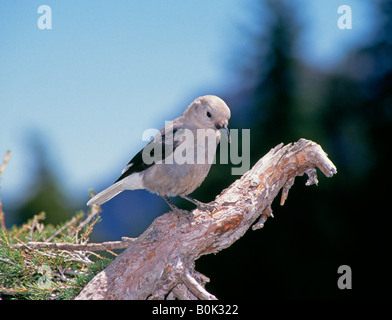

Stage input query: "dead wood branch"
[
  {"left": 11, "top": 238, "right": 135, "bottom": 251},
  {"left": 75, "top": 139, "right": 337, "bottom": 300}
]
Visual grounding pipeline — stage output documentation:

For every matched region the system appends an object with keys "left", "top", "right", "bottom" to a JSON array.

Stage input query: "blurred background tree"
[
  {"left": 9, "top": 131, "right": 74, "bottom": 226},
  {"left": 195, "top": 0, "right": 392, "bottom": 299}
]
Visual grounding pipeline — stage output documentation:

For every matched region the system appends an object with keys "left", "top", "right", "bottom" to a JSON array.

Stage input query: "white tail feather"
[
  {"left": 87, "top": 181, "right": 125, "bottom": 206},
  {"left": 87, "top": 172, "right": 144, "bottom": 206}
]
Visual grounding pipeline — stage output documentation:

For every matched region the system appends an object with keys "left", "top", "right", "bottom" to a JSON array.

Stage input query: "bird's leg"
[
  {"left": 180, "top": 195, "right": 215, "bottom": 211},
  {"left": 162, "top": 195, "right": 191, "bottom": 217},
  {"left": 163, "top": 195, "right": 179, "bottom": 211}
]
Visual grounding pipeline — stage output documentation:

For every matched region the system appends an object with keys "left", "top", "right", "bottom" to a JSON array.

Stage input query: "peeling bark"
[{"left": 75, "top": 139, "right": 337, "bottom": 300}]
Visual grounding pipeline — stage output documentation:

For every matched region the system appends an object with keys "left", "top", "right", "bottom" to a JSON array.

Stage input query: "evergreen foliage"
[{"left": 0, "top": 210, "right": 112, "bottom": 300}]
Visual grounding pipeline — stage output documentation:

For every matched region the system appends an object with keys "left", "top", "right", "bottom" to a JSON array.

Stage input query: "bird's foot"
[
  {"left": 180, "top": 195, "right": 216, "bottom": 212},
  {"left": 174, "top": 208, "right": 193, "bottom": 222},
  {"left": 162, "top": 195, "right": 192, "bottom": 220},
  {"left": 196, "top": 202, "right": 216, "bottom": 212}
]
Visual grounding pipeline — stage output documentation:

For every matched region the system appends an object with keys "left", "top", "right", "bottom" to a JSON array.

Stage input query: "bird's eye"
[{"left": 206, "top": 111, "right": 211, "bottom": 118}]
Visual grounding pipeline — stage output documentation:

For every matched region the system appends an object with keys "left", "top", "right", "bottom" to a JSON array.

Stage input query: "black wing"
[{"left": 114, "top": 128, "right": 180, "bottom": 183}]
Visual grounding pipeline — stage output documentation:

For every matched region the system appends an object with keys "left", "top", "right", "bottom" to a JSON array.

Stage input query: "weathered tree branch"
[
  {"left": 75, "top": 139, "right": 337, "bottom": 300},
  {"left": 11, "top": 238, "right": 135, "bottom": 251}
]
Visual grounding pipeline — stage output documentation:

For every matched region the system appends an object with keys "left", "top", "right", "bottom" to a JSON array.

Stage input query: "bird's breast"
[{"left": 141, "top": 128, "right": 220, "bottom": 196}]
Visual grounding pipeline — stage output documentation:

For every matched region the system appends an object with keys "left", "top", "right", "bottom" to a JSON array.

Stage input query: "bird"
[{"left": 87, "top": 95, "right": 231, "bottom": 212}]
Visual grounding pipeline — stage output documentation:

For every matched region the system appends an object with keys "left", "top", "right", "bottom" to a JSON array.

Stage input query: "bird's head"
[{"left": 183, "top": 95, "right": 231, "bottom": 142}]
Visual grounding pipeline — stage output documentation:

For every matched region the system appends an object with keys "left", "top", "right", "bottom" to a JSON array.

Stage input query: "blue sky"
[{"left": 0, "top": 0, "right": 377, "bottom": 204}]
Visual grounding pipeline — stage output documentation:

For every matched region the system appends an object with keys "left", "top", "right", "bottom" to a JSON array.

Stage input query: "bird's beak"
[
  {"left": 220, "top": 124, "right": 231, "bottom": 143},
  {"left": 216, "top": 122, "right": 230, "bottom": 143},
  {"left": 222, "top": 124, "right": 231, "bottom": 143}
]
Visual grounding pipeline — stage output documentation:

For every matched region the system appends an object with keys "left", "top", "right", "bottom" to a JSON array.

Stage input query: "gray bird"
[{"left": 87, "top": 95, "right": 231, "bottom": 211}]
